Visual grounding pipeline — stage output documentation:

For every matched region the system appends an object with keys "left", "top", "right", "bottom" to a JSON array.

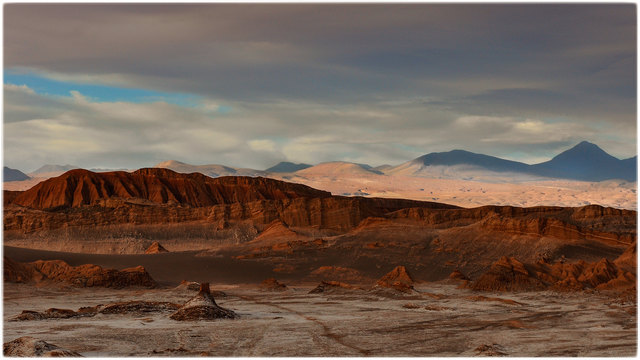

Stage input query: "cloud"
[
  {"left": 4, "top": 5, "right": 635, "bottom": 105},
  {"left": 248, "top": 139, "right": 278, "bottom": 153},
  {"left": 3, "top": 83, "right": 35, "bottom": 94},
  {"left": 4, "top": 82, "right": 635, "bottom": 172},
  {"left": 3, "top": 5, "right": 636, "bottom": 171},
  {"left": 4, "top": 85, "right": 247, "bottom": 171}
]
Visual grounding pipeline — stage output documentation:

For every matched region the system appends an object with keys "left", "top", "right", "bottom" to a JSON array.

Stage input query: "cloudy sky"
[{"left": 4, "top": 4, "right": 636, "bottom": 172}]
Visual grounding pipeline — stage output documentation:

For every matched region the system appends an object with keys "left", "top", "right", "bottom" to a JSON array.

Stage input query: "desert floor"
[
  {"left": 3, "top": 244, "right": 637, "bottom": 357},
  {"left": 4, "top": 283, "right": 636, "bottom": 357}
]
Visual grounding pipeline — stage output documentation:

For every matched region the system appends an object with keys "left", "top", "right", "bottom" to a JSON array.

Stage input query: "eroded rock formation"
[
  {"left": 259, "top": 278, "right": 287, "bottom": 291},
  {"left": 145, "top": 241, "right": 169, "bottom": 254},
  {"left": 11, "top": 168, "right": 332, "bottom": 209},
  {"left": 3, "top": 337, "right": 81, "bottom": 357},
  {"left": 170, "top": 283, "right": 237, "bottom": 321},
  {"left": 11, "top": 301, "right": 181, "bottom": 321},
  {"left": 3, "top": 168, "right": 636, "bottom": 289},
  {"left": 4, "top": 257, "right": 156, "bottom": 288},
  {"left": 309, "top": 266, "right": 366, "bottom": 283},
  {"left": 470, "top": 256, "right": 545, "bottom": 292},
  {"left": 449, "top": 269, "right": 469, "bottom": 281},
  {"left": 308, "top": 280, "right": 360, "bottom": 294},
  {"left": 471, "top": 250, "right": 636, "bottom": 294},
  {"left": 375, "top": 266, "right": 415, "bottom": 293}
]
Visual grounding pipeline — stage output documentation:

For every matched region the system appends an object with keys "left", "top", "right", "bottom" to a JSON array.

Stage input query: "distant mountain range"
[
  {"left": 294, "top": 162, "right": 383, "bottom": 176},
  {"left": 155, "top": 160, "right": 267, "bottom": 177},
  {"left": 4, "top": 167, "right": 30, "bottom": 182},
  {"left": 7, "top": 141, "right": 637, "bottom": 184},
  {"left": 265, "top": 162, "right": 312, "bottom": 173},
  {"left": 391, "top": 141, "right": 636, "bottom": 182},
  {"left": 30, "top": 164, "right": 78, "bottom": 175}
]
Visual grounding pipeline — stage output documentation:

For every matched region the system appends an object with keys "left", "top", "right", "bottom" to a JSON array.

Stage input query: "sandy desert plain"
[{"left": 1, "top": 164, "right": 637, "bottom": 358}]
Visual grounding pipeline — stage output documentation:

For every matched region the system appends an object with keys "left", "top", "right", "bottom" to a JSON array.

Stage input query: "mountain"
[
  {"left": 265, "top": 161, "right": 312, "bottom": 173},
  {"left": 155, "top": 160, "right": 266, "bottom": 178},
  {"left": 294, "top": 161, "right": 382, "bottom": 176},
  {"left": 531, "top": 141, "right": 637, "bottom": 182},
  {"left": 30, "top": 164, "right": 78, "bottom": 175},
  {"left": 12, "top": 168, "right": 332, "bottom": 210},
  {"left": 387, "top": 150, "right": 531, "bottom": 178},
  {"left": 387, "top": 142, "right": 636, "bottom": 182},
  {"left": 4, "top": 167, "right": 30, "bottom": 182},
  {"left": 413, "top": 150, "right": 530, "bottom": 172}
]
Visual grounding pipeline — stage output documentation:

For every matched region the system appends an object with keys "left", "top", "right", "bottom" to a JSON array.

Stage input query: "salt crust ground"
[{"left": 3, "top": 283, "right": 636, "bottom": 357}]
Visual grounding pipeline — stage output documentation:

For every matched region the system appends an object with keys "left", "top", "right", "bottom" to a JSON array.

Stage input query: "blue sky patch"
[{"left": 4, "top": 70, "right": 203, "bottom": 108}]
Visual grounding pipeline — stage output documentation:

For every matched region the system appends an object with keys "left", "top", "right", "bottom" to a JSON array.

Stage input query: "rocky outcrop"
[
  {"left": 12, "top": 308, "right": 84, "bottom": 321},
  {"left": 614, "top": 241, "right": 637, "bottom": 273},
  {"left": 541, "top": 258, "right": 636, "bottom": 292},
  {"left": 12, "top": 168, "right": 332, "bottom": 210},
  {"left": 170, "top": 283, "right": 237, "bottom": 321},
  {"left": 392, "top": 205, "right": 636, "bottom": 246},
  {"left": 471, "top": 255, "right": 636, "bottom": 293},
  {"left": 251, "top": 220, "right": 309, "bottom": 246},
  {"left": 4, "top": 190, "right": 456, "bottom": 237},
  {"left": 3, "top": 337, "right": 81, "bottom": 357},
  {"left": 11, "top": 301, "right": 181, "bottom": 321},
  {"left": 4, "top": 257, "right": 40, "bottom": 283},
  {"left": 309, "top": 280, "right": 360, "bottom": 294},
  {"left": 97, "top": 301, "right": 181, "bottom": 315},
  {"left": 375, "top": 266, "right": 415, "bottom": 293},
  {"left": 176, "top": 280, "right": 201, "bottom": 291},
  {"left": 4, "top": 257, "right": 156, "bottom": 288},
  {"left": 4, "top": 190, "right": 23, "bottom": 206},
  {"left": 471, "top": 256, "right": 545, "bottom": 291},
  {"left": 259, "top": 278, "right": 287, "bottom": 291},
  {"left": 449, "top": 269, "right": 469, "bottom": 281},
  {"left": 145, "top": 241, "right": 169, "bottom": 254},
  {"left": 309, "top": 266, "right": 366, "bottom": 283}
]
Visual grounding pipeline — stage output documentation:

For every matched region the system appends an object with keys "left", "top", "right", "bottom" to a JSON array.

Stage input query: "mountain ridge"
[
  {"left": 265, "top": 162, "right": 312, "bottom": 173},
  {"left": 12, "top": 168, "right": 333, "bottom": 210},
  {"left": 4, "top": 167, "right": 30, "bottom": 182},
  {"left": 14, "top": 141, "right": 637, "bottom": 184},
  {"left": 392, "top": 141, "right": 636, "bottom": 182},
  {"left": 155, "top": 160, "right": 267, "bottom": 178},
  {"left": 30, "top": 164, "right": 78, "bottom": 175}
]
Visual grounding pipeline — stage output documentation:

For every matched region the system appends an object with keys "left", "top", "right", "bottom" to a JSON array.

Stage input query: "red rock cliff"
[{"left": 12, "top": 168, "right": 333, "bottom": 209}]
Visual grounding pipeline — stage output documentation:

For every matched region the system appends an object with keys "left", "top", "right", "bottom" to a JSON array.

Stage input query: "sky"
[{"left": 3, "top": 4, "right": 637, "bottom": 172}]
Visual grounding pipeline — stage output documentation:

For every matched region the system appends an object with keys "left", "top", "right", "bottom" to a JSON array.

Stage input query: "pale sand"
[{"left": 272, "top": 173, "right": 637, "bottom": 210}]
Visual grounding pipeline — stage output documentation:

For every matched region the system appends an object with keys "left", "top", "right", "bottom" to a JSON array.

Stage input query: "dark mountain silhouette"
[
  {"left": 531, "top": 141, "right": 637, "bottom": 182},
  {"left": 266, "top": 162, "right": 312, "bottom": 173},
  {"left": 3, "top": 167, "right": 30, "bottom": 182},
  {"left": 407, "top": 142, "right": 636, "bottom": 182},
  {"left": 411, "top": 150, "right": 531, "bottom": 173}
]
